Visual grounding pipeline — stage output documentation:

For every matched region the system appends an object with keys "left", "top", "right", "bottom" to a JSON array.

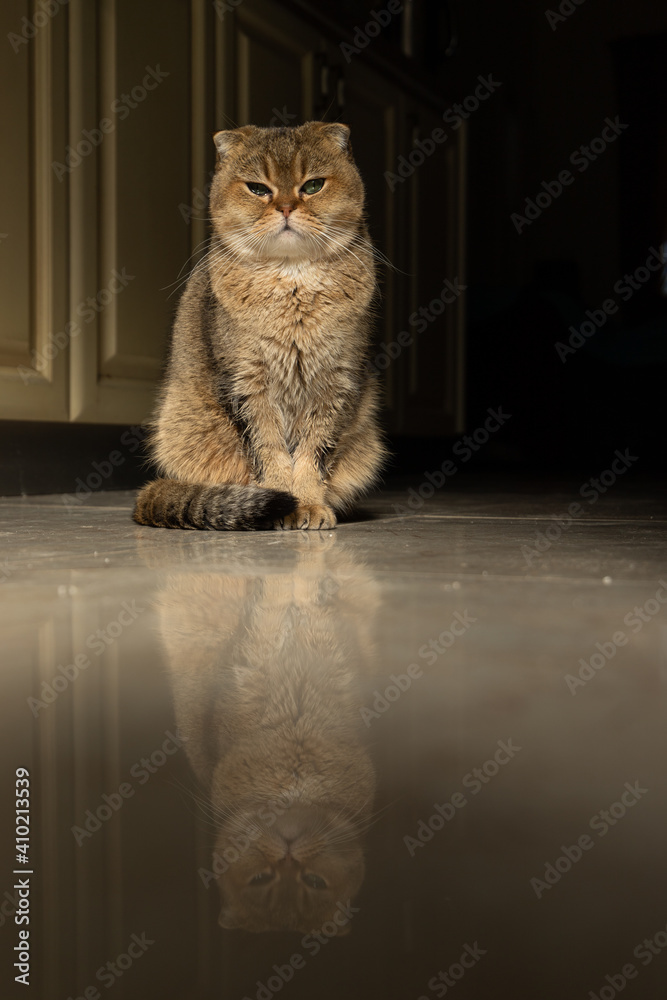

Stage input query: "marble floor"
[{"left": 1, "top": 481, "right": 666, "bottom": 1000}]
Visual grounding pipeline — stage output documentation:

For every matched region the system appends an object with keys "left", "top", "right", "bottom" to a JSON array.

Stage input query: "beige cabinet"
[
  {"left": 0, "top": 0, "right": 69, "bottom": 421},
  {"left": 0, "top": 0, "right": 464, "bottom": 435}
]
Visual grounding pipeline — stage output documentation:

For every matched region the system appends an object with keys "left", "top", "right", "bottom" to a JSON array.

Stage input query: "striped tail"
[{"left": 133, "top": 479, "right": 297, "bottom": 530}]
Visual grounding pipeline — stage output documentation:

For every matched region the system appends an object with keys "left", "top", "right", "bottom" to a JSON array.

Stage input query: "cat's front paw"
[{"left": 274, "top": 504, "right": 337, "bottom": 530}]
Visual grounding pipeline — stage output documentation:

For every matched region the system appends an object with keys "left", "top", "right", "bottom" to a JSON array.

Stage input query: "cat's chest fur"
[{"left": 213, "top": 262, "right": 368, "bottom": 389}]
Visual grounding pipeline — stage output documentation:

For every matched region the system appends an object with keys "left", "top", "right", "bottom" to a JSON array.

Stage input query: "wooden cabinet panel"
[
  {"left": 334, "top": 59, "right": 403, "bottom": 422},
  {"left": 69, "top": 0, "right": 193, "bottom": 423},
  {"left": 0, "top": 0, "right": 31, "bottom": 367},
  {"left": 101, "top": 1, "right": 192, "bottom": 375},
  {"left": 232, "top": 0, "right": 323, "bottom": 125},
  {"left": 402, "top": 109, "right": 466, "bottom": 434},
  {"left": 0, "top": 0, "right": 69, "bottom": 420}
]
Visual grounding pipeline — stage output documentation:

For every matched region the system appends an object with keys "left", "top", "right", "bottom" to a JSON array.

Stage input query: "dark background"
[{"left": 387, "top": 0, "right": 667, "bottom": 478}]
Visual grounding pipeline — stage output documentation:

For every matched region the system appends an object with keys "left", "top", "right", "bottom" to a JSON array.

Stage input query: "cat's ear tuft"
[
  {"left": 319, "top": 123, "right": 351, "bottom": 153},
  {"left": 213, "top": 126, "right": 256, "bottom": 161}
]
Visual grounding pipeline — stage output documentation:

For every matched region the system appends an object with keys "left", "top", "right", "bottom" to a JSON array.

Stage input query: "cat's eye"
[
  {"left": 246, "top": 182, "right": 271, "bottom": 197},
  {"left": 300, "top": 178, "right": 325, "bottom": 196},
  {"left": 302, "top": 873, "right": 327, "bottom": 890},
  {"left": 248, "top": 872, "right": 274, "bottom": 886}
]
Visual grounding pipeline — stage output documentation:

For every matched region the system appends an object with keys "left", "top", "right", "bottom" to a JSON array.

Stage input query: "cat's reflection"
[{"left": 151, "top": 533, "right": 378, "bottom": 934}]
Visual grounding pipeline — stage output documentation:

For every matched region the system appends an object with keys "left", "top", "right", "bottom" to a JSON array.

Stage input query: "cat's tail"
[{"left": 133, "top": 478, "right": 297, "bottom": 530}]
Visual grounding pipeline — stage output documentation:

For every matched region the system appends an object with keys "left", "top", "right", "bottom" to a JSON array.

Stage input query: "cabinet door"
[
  {"left": 332, "top": 63, "right": 466, "bottom": 436},
  {"left": 400, "top": 106, "right": 466, "bottom": 435},
  {"left": 333, "top": 57, "right": 405, "bottom": 430},
  {"left": 68, "top": 0, "right": 194, "bottom": 424},
  {"left": 0, "top": 0, "right": 69, "bottom": 421},
  {"left": 218, "top": 0, "right": 325, "bottom": 127}
]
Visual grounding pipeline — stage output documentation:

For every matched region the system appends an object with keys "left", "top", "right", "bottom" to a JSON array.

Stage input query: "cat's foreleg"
[
  {"left": 243, "top": 394, "right": 294, "bottom": 494},
  {"left": 283, "top": 441, "right": 337, "bottom": 530},
  {"left": 270, "top": 410, "right": 337, "bottom": 529},
  {"left": 323, "top": 386, "right": 387, "bottom": 514},
  {"left": 240, "top": 394, "right": 326, "bottom": 528}
]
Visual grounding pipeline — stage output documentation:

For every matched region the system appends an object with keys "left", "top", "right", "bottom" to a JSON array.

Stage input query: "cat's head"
[
  {"left": 215, "top": 801, "right": 366, "bottom": 934},
  {"left": 208, "top": 122, "right": 366, "bottom": 262}
]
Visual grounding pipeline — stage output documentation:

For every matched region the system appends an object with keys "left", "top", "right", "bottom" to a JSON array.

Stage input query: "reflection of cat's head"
[{"left": 216, "top": 802, "right": 365, "bottom": 934}]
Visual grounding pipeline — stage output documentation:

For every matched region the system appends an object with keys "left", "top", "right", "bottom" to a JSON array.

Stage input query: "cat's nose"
[{"left": 278, "top": 205, "right": 294, "bottom": 218}]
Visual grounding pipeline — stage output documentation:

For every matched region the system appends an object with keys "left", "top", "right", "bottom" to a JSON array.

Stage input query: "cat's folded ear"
[
  {"left": 213, "top": 125, "right": 257, "bottom": 163},
  {"left": 312, "top": 122, "right": 353, "bottom": 157}
]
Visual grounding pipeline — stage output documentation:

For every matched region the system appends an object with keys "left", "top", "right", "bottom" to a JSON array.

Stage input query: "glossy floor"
[{"left": 1, "top": 481, "right": 666, "bottom": 1000}]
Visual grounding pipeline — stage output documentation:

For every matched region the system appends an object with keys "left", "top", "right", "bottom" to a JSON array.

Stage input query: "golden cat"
[{"left": 134, "top": 121, "right": 387, "bottom": 531}]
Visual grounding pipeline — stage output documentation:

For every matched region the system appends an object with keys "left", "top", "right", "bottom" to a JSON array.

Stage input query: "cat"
[
  {"left": 133, "top": 121, "right": 387, "bottom": 531},
  {"left": 149, "top": 532, "right": 380, "bottom": 933}
]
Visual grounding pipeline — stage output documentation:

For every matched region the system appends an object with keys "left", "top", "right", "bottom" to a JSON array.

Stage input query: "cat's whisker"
[
  {"left": 163, "top": 233, "right": 238, "bottom": 278},
  {"left": 218, "top": 110, "right": 241, "bottom": 129},
  {"left": 165, "top": 777, "right": 231, "bottom": 832},
  {"left": 304, "top": 227, "right": 363, "bottom": 271},
  {"left": 309, "top": 228, "right": 376, "bottom": 275},
  {"left": 169, "top": 225, "right": 272, "bottom": 289},
  {"left": 209, "top": 233, "right": 267, "bottom": 274},
  {"left": 328, "top": 227, "right": 401, "bottom": 275},
  {"left": 325, "top": 224, "right": 405, "bottom": 275}
]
